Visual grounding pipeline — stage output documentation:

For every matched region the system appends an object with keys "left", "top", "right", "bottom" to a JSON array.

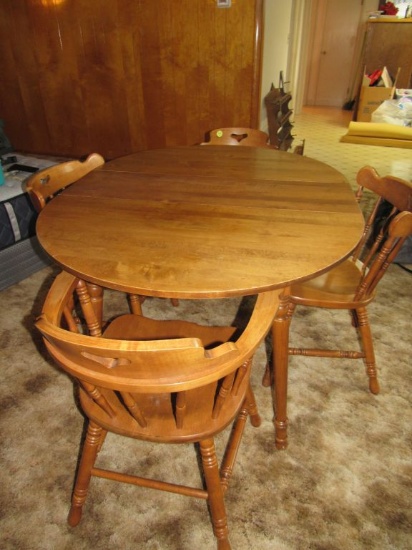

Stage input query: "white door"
[{"left": 305, "top": 0, "right": 364, "bottom": 107}]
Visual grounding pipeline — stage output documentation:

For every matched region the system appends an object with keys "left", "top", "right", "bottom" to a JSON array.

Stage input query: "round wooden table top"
[{"left": 36, "top": 146, "right": 365, "bottom": 298}]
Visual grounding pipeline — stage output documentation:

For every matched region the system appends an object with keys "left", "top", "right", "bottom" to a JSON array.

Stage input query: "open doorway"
[
  {"left": 305, "top": 0, "right": 364, "bottom": 107},
  {"left": 289, "top": 0, "right": 380, "bottom": 113}
]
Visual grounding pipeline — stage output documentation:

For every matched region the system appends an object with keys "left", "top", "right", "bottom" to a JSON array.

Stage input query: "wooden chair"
[
  {"left": 25, "top": 152, "right": 162, "bottom": 315},
  {"left": 293, "top": 139, "right": 305, "bottom": 156},
  {"left": 25, "top": 153, "right": 105, "bottom": 212},
  {"left": 201, "top": 127, "right": 271, "bottom": 147},
  {"left": 264, "top": 166, "right": 412, "bottom": 449},
  {"left": 36, "top": 271, "right": 277, "bottom": 549},
  {"left": 202, "top": 127, "right": 305, "bottom": 155},
  {"left": 26, "top": 153, "right": 105, "bottom": 325}
]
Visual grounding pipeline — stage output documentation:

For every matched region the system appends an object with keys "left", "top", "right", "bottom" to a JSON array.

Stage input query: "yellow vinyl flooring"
[{"left": 292, "top": 106, "right": 412, "bottom": 189}]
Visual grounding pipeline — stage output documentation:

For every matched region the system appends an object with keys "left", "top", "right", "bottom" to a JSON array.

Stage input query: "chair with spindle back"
[
  {"left": 25, "top": 153, "right": 105, "bottom": 212},
  {"left": 26, "top": 153, "right": 106, "bottom": 324},
  {"left": 36, "top": 271, "right": 277, "bottom": 550},
  {"left": 201, "top": 127, "right": 271, "bottom": 147},
  {"left": 25, "top": 152, "right": 161, "bottom": 316},
  {"left": 263, "top": 166, "right": 412, "bottom": 449}
]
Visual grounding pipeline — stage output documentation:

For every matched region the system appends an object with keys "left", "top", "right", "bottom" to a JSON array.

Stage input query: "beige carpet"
[{"left": 1, "top": 263, "right": 411, "bottom": 550}]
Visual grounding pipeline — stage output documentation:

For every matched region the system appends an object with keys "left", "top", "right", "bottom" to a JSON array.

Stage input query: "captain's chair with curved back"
[
  {"left": 264, "top": 166, "right": 412, "bottom": 449},
  {"left": 201, "top": 127, "right": 271, "bottom": 147},
  {"left": 36, "top": 271, "right": 277, "bottom": 549}
]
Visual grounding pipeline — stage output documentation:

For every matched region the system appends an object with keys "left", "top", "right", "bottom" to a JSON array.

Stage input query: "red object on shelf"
[{"left": 380, "top": 2, "right": 399, "bottom": 16}]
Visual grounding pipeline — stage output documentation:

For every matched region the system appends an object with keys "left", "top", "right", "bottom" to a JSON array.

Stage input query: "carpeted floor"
[{"left": 1, "top": 259, "right": 411, "bottom": 550}]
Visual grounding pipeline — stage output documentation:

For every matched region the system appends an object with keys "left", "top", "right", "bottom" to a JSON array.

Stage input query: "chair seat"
[
  {"left": 289, "top": 258, "right": 374, "bottom": 308},
  {"left": 104, "top": 313, "right": 237, "bottom": 346}
]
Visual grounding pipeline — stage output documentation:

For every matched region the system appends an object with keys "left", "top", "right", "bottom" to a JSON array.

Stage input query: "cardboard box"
[
  {"left": 357, "top": 86, "right": 395, "bottom": 122},
  {"left": 356, "top": 67, "right": 398, "bottom": 122}
]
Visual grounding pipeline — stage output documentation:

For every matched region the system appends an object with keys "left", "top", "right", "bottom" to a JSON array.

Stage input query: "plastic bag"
[{"left": 371, "top": 97, "right": 412, "bottom": 127}]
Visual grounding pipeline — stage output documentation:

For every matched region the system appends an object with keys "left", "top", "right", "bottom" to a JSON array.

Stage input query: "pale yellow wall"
[
  {"left": 261, "top": 0, "right": 382, "bottom": 122},
  {"left": 260, "top": 0, "right": 293, "bottom": 131}
]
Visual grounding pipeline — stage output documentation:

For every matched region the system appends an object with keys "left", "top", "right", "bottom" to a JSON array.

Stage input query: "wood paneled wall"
[
  {"left": 0, "top": 0, "right": 263, "bottom": 159},
  {"left": 363, "top": 20, "right": 412, "bottom": 89}
]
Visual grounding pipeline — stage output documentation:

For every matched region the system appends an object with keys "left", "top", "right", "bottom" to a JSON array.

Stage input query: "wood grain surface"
[
  {"left": 36, "top": 146, "right": 365, "bottom": 298},
  {"left": 0, "top": 0, "right": 263, "bottom": 158}
]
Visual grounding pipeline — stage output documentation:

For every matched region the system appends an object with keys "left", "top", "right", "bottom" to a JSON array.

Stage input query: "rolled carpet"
[{"left": 340, "top": 121, "right": 412, "bottom": 148}]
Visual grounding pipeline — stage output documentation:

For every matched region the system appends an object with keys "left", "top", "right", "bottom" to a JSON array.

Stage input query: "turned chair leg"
[
  {"left": 199, "top": 439, "right": 231, "bottom": 550},
  {"left": 356, "top": 307, "right": 380, "bottom": 394},
  {"left": 128, "top": 294, "right": 143, "bottom": 315},
  {"left": 245, "top": 384, "right": 261, "bottom": 427},
  {"left": 271, "top": 300, "right": 295, "bottom": 450},
  {"left": 129, "top": 294, "right": 179, "bottom": 311},
  {"left": 220, "top": 400, "right": 249, "bottom": 491},
  {"left": 262, "top": 363, "right": 271, "bottom": 387},
  {"left": 68, "top": 421, "right": 107, "bottom": 527}
]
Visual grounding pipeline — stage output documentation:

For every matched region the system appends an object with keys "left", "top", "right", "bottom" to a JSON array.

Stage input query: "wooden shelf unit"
[{"left": 264, "top": 84, "right": 294, "bottom": 151}]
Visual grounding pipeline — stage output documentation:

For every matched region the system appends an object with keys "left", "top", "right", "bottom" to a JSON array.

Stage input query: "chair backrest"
[
  {"left": 352, "top": 166, "right": 412, "bottom": 300},
  {"left": 202, "top": 127, "right": 270, "bottom": 147},
  {"left": 26, "top": 153, "right": 105, "bottom": 212},
  {"left": 36, "top": 271, "right": 277, "bottom": 440}
]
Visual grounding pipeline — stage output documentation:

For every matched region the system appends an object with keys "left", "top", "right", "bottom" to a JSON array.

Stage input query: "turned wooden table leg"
[
  {"left": 271, "top": 290, "right": 294, "bottom": 450},
  {"left": 87, "top": 283, "right": 104, "bottom": 328},
  {"left": 75, "top": 280, "right": 103, "bottom": 337}
]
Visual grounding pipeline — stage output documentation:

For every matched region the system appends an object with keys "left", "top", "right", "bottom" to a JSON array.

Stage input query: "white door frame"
[
  {"left": 288, "top": 0, "right": 380, "bottom": 113},
  {"left": 287, "top": 0, "right": 313, "bottom": 115}
]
